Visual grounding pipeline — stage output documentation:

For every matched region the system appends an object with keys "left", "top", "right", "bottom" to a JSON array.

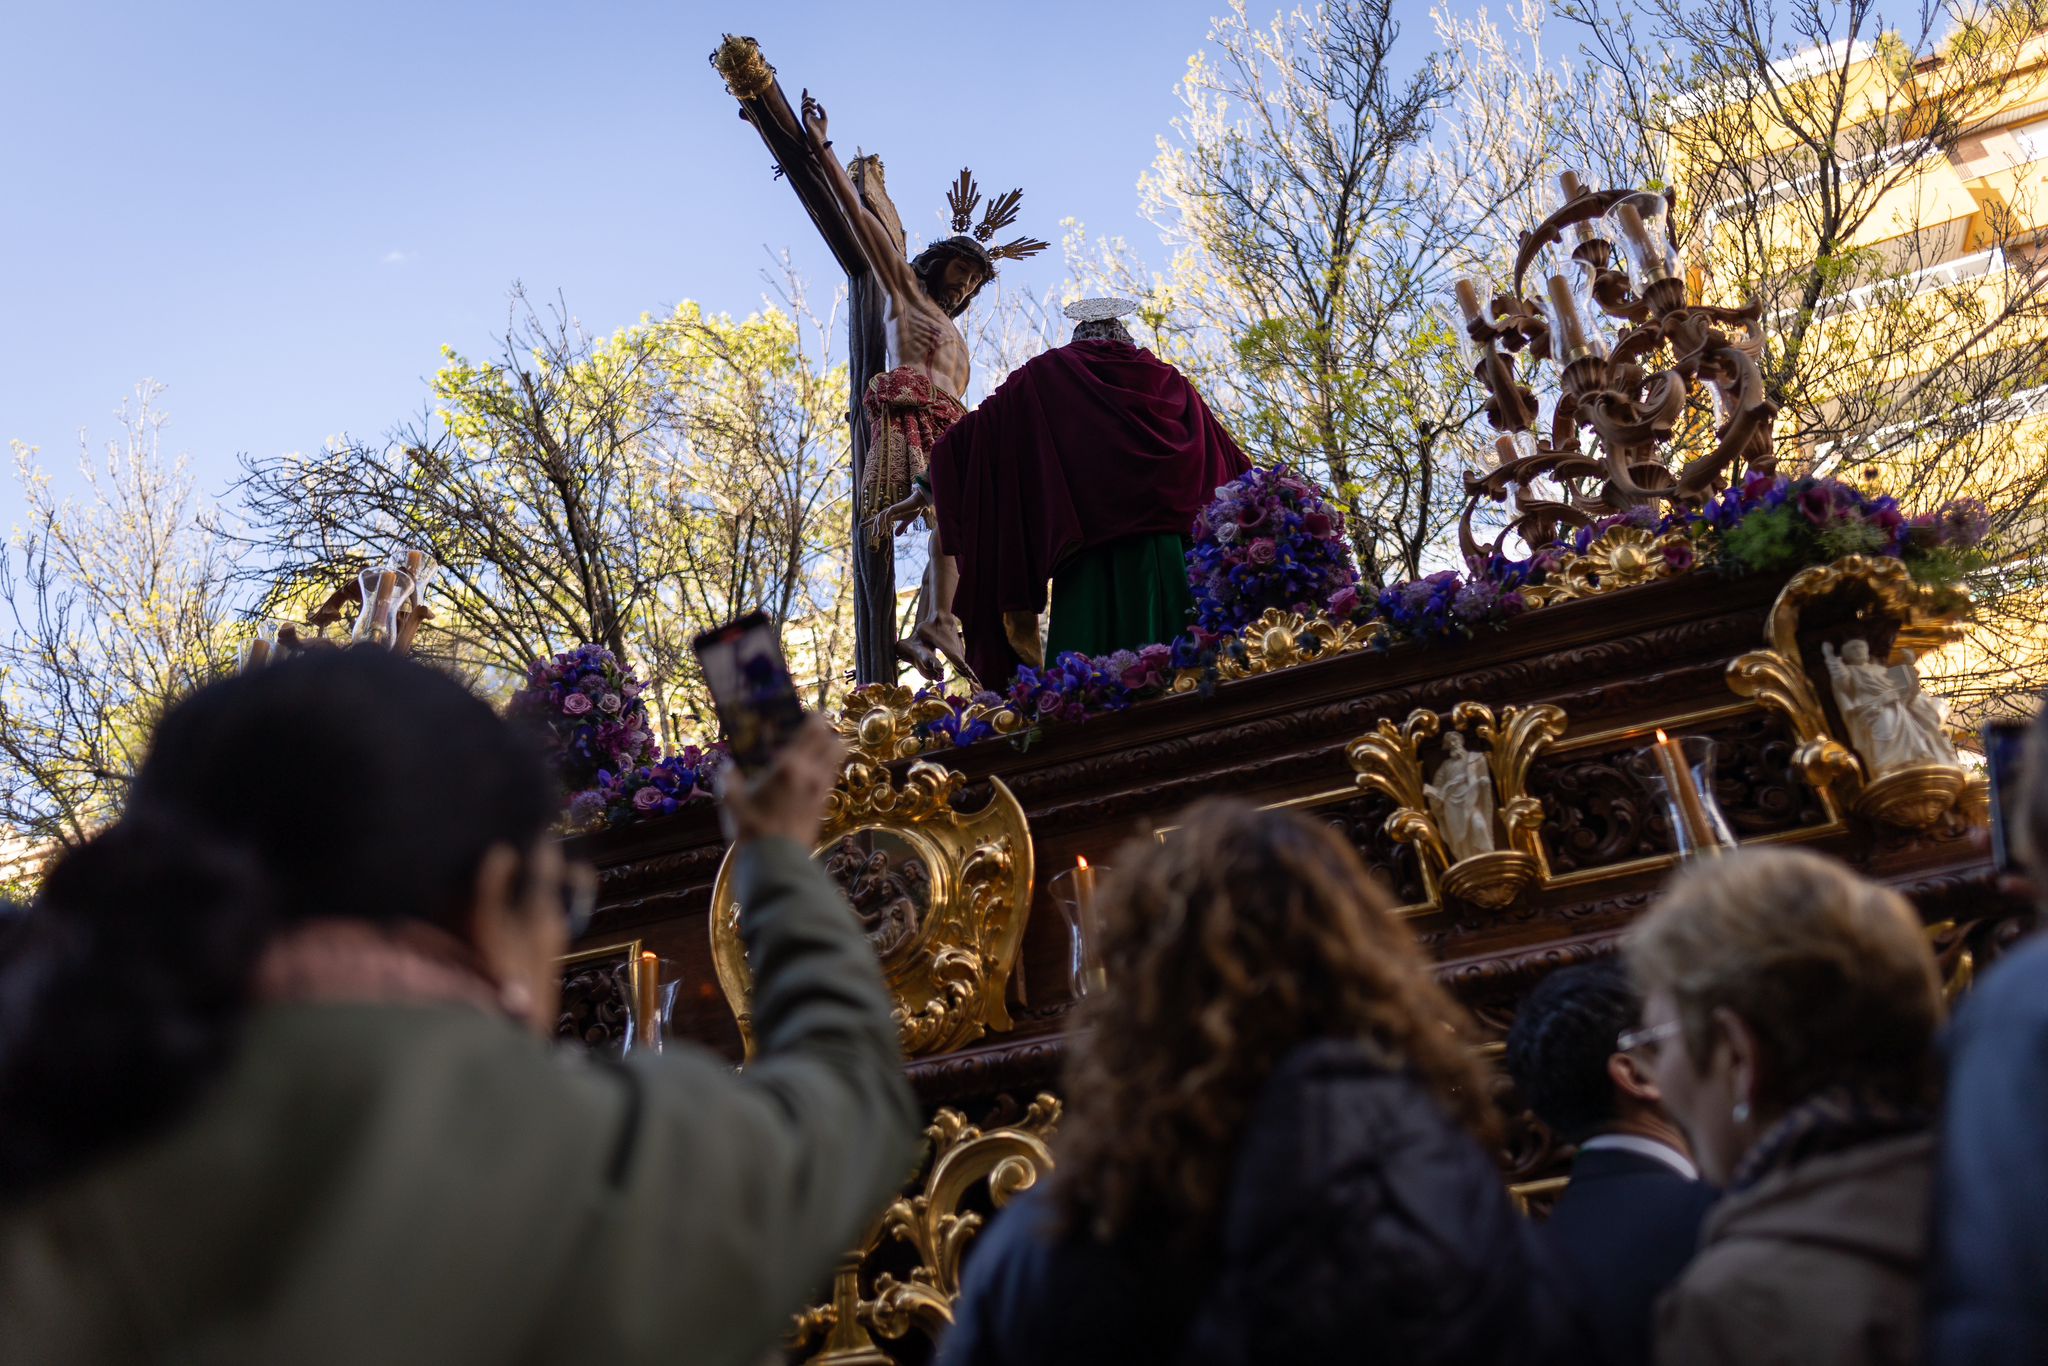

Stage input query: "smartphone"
[
  {"left": 692, "top": 611, "right": 806, "bottom": 772},
  {"left": 1984, "top": 718, "right": 2031, "bottom": 875}
]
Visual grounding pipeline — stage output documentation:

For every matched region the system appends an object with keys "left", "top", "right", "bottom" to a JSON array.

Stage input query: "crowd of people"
[{"left": 0, "top": 646, "right": 2041, "bottom": 1365}]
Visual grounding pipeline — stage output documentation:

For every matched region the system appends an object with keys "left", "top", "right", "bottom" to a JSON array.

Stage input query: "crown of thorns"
[{"left": 944, "top": 169, "right": 1049, "bottom": 264}]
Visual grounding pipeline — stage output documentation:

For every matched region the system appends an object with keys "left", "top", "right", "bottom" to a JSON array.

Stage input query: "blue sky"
[{"left": 0, "top": 1, "right": 1430, "bottom": 523}]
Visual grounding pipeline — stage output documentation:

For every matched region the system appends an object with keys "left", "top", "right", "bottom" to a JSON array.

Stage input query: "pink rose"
[
  {"left": 598, "top": 692, "right": 623, "bottom": 714},
  {"left": 1329, "top": 584, "right": 1360, "bottom": 618},
  {"left": 562, "top": 693, "right": 593, "bottom": 716},
  {"left": 1247, "top": 538, "right": 1278, "bottom": 566},
  {"left": 632, "top": 785, "right": 664, "bottom": 811}
]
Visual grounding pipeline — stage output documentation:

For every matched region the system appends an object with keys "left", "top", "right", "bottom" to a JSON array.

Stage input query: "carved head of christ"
[{"left": 910, "top": 236, "right": 996, "bottom": 318}]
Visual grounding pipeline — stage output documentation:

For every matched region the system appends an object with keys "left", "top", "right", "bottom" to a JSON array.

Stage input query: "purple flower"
[
  {"left": 1662, "top": 540, "right": 1696, "bottom": 573},
  {"left": 632, "top": 785, "right": 664, "bottom": 812},
  {"left": 598, "top": 692, "right": 623, "bottom": 714},
  {"left": 1329, "top": 584, "right": 1361, "bottom": 619},
  {"left": 562, "top": 692, "right": 593, "bottom": 716},
  {"left": 1247, "top": 538, "right": 1278, "bottom": 566}
]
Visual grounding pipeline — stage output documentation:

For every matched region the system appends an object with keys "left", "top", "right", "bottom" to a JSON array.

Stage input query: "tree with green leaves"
[
  {"left": 232, "top": 285, "right": 854, "bottom": 746},
  {"left": 0, "top": 384, "right": 237, "bottom": 863}
]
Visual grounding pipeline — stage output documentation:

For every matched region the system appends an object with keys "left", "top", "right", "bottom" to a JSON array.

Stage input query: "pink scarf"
[{"left": 254, "top": 918, "right": 509, "bottom": 1016}]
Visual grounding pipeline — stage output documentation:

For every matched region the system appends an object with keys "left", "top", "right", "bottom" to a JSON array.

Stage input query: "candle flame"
[
  {"left": 1075, "top": 855, "right": 1090, "bottom": 870},
  {"left": 1655, "top": 729, "right": 1669, "bottom": 743}
]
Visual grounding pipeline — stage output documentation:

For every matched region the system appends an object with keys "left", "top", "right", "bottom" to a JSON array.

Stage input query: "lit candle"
[
  {"left": 1072, "top": 856, "right": 1097, "bottom": 916},
  {"left": 637, "top": 950, "right": 660, "bottom": 1049},
  {"left": 1072, "top": 857, "right": 1105, "bottom": 996},
  {"left": 1651, "top": 730, "right": 1717, "bottom": 852}
]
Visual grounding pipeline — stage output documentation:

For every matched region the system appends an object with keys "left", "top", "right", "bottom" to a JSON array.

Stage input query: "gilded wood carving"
[
  {"left": 709, "top": 760, "right": 1035, "bottom": 1057},
  {"left": 1346, "top": 703, "right": 1566, "bottom": 911},
  {"left": 1725, "top": 555, "right": 1977, "bottom": 830},
  {"left": 793, "top": 1095, "right": 1061, "bottom": 1364}
]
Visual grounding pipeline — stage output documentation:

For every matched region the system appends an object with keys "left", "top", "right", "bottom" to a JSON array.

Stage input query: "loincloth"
[{"left": 860, "top": 366, "right": 967, "bottom": 546}]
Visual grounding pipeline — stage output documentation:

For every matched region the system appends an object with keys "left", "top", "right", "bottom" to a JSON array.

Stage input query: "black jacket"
[
  {"left": 1539, "top": 1143, "right": 1717, "bottom": 1366},
  {"left": 936, "top": 1038, "right": 1581, "bottom": 1366}
]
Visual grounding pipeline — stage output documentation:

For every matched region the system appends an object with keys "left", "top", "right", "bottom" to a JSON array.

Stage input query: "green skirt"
[{"left": 1044, "top": 534, "right": 1194, "bottom": 662}]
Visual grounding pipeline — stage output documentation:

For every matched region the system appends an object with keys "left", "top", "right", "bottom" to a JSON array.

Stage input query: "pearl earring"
[{"left": 1732, "top": 1100, "right": 1750, "bottom": 1125}]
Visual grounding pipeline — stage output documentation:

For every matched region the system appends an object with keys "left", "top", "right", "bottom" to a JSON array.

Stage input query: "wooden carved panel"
[
  {"left": 1531, "top": 711, "right": 1825, "bottom": 875},
  {"left": 556, "top": 939, "right": 641, "bottom": 1054}
]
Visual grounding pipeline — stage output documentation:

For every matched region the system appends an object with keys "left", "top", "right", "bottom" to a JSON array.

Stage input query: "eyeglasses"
[
  {"left": 562, "top": 862, "right": 600, "bottom": 941},
  {"left": 1616, "top": 1019, "right": 1682, "bottom": 1055}
]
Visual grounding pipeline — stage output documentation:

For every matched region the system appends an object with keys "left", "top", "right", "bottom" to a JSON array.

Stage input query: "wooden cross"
[{"left": 712, "top": 34, "right": 908, "bottom": 687}]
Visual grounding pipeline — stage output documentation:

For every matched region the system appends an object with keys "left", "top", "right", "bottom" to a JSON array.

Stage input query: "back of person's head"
[
  {"left": 1052, "top": 798, "right": 1493, "bottom": 1245},
  {"left": 0, "top": 647, "right": 555, "bottom": 1203},
  {"left": 1505, "top": 960, "right": 1642, "bottom": 1145},
  {"left": 1629, "top": 846, "right": 1941, "bottom": 1122}
]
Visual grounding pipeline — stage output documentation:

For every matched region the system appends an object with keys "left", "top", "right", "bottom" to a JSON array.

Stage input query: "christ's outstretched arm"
[{"left": 800, "top": 92, "right": 919, "bottom": 301}]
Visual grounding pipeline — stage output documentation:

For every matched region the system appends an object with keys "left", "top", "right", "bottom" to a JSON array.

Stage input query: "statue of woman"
[
  {"left": 1822, "top": 639, "right": 1958, "bottom": 775},
  {"left": 1425, "top": 732, "right": 1498, "bottom": 864}
]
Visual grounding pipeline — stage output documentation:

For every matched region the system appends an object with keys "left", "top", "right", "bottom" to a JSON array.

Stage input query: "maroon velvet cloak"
[{"left": 928, "top": 341, "right": 1250, "bottom": 687}]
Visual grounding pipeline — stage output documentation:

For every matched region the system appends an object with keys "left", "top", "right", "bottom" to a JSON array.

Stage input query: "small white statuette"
[
  {"left": 1426, "top": 732, "right": 1498, "bottom": 864},
  {"left": 1823, "top": 638, "right": 1959, "bottom": 775}
]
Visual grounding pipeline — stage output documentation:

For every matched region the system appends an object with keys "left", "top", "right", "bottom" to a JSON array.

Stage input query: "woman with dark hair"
[
  {"left": 0, "top": 648, "right": 916, "bottom": 1365},
  {"left": 937, "top": 798, "right": 1575, "bottom": 1366}
]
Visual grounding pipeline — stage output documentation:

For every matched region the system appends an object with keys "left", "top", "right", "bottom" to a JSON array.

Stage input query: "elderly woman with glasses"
[{"left": 1626, "top": 845, "right": 1944, "bottom": 1366}]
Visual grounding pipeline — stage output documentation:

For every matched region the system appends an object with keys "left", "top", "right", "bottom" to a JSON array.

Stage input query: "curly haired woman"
[{"left": 935, "top": 799, "right": 1580, "bottom": 1366}]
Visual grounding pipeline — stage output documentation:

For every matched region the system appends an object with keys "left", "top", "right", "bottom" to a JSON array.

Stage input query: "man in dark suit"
[{"left": 1507, "top": 960, "right": 1717, "bottom": 1366}]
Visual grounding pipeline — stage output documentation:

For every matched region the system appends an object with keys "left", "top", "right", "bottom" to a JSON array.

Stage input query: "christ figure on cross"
[{"left": 799, "top": 91, "right": 1043, "bottom": 683}]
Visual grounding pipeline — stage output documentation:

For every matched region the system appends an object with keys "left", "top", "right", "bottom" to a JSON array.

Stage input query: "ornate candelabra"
[{"left": 1455, "top": 173, "right": 1779, "bottom": 570}]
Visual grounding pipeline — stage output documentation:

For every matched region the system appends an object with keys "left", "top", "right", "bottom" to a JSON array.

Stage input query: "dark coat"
[
  {"left": 1539, "top": 1144, "right": 1717, "bottom": 1366},
  {"left": 936, "top": 1038, "right": 1580, "bottom": 1366},
  {"left": 0, "top": 839, "right": 918, "bottom": 1366},
  {"left": 1927, "top": 932, "right": 2048, "bottom": 1366}
]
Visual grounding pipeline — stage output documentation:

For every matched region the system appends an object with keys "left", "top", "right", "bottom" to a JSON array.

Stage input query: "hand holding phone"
[
  {"left": 692, "top": 611, "right": 807, "bottom": 773},
  {"left": 715, "top": 715, "right": 846, "bottom": 849}
]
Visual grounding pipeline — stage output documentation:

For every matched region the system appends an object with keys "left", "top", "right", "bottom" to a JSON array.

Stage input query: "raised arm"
[{"left": 801, "top": 92, "right": 920, "bottom": 299}]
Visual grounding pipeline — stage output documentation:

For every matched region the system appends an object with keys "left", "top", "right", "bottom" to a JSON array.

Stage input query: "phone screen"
[
  {"left": 1985, "top": 718, "right": 2031, "bottom": 875},
  {"left": 692, "top": 611, "right": 806, "bottom": 772}
]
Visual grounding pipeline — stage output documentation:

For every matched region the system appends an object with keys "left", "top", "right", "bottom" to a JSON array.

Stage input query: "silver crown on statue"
[{"left": 1062, "top": 297, "right": 1141, "bottom": 322}]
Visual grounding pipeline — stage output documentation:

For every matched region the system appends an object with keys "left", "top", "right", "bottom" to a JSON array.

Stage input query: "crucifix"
[{"left": 710, "top": 34, "right": 1045, "bottom": 687}]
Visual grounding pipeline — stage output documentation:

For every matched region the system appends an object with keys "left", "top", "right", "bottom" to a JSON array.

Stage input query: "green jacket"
[{"left": 0, "top": 837, "right": 918, "bottom": 1365}]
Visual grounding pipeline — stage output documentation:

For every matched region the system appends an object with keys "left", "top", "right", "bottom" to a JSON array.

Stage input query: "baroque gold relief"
[
  {"left": 1523, "top": 527, "right": 1693, "bottom": 607},
  {"left": 709, "top": 760, "right": 1034, "bottom": 1057},
  {"left": 1725, "top": 555, "right": 1973, "bottom": 830},
  {"left": 793, "top": 1096, "right": 1061, "bottom": 1365},
  {"left": 1347, "top": 702, "right": 1565, "bottom": 911}
]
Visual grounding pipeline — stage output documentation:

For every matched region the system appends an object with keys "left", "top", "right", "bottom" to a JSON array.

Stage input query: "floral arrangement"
[
  {"left": 1563, "top": 473, "right": 1991, "bottom": 586},
  {"left": 506, "top": 644, "right": 658, "bottom": 795},
  {"left": 1187, "top": 464, "right": 1361, "bottom": 634},
  {"left": 1346, "top": 555, "right": 1545, "bottom": 647},
  {"left": 569, "top": 746, "right": 723, "bottom": 832}
]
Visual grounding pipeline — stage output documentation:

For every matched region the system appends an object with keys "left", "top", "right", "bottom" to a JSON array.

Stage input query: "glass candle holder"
[
  {"left": 352, "top": 566, "right": 414, "bottom": 648},
  {"left": 1540, "top": 267, "right": 1606, "bottom": 364},
  {"left": 1646, "top": 731, "right": 1736, "bottom": 858},
  {"left": 1604, "top": 189, "right": 1681, "bottom": 290},
  {"left": 1047, "top": 861, "right": 1108, "bottom": 1000},
  {"left": 623, "top": 952, "right": 683, "bottom": 1056}
]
